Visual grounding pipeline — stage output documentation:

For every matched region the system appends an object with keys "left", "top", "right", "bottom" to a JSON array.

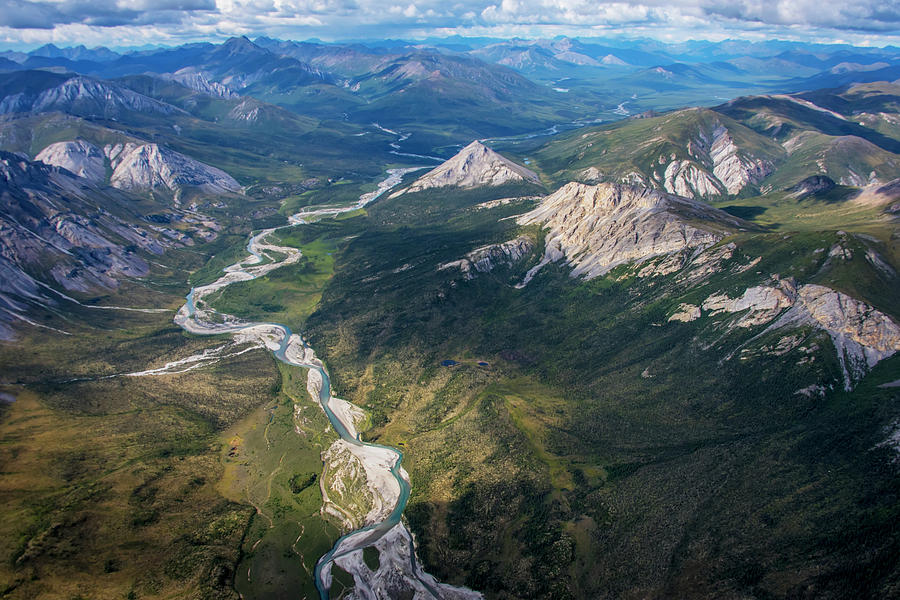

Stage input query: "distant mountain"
[
  {"left": 0, "top": 58, "right": 20, "bottom": 72},
  {"left": 90, "top": 37, "right": 335, "bottom": 95},
  {"left": 0, "top": 71, "right": 184, "bottom": 118},
  {"left": 786, "top": 64, "right": 900, "bottom": 92},
  {"left": 28, "top": 43, "right": 120, "bottom": 63},
  {"left": 346, "top": 51, "right": 571, "bottom": 138},
  {"left": 471, "top": 38, "right": 613, "bottom": 74}
]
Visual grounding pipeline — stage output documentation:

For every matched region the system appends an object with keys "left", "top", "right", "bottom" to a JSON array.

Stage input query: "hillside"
[
  {"left": 532, "top": 107, "right": 785, "bottom": 197},
  {"left": 392, "top": 141, "right": 541, "bottom": 197},
  {"left": 530, "top": 89, "right": 900, "bottom": 198}
]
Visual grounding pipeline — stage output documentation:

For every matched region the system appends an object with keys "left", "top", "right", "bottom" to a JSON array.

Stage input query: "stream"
[{"left": 172, "top": 169, "right": 480, "bottom": 600}]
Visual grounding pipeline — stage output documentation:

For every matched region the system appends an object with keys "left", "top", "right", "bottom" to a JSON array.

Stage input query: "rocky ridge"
[
  {"left": 439, "top": 236, "right": 534, "bottom": 279},
  {"left": 164, "top": 68, "right": 239, "bottom": 99},
  {"left": 106, "top": 142, "right": 241, "bottom": 197},
  {"left": 669, "top": 279, "right": 900, "bottom": 389},
  {"left": 36, "top": 139, "right": 241, "bottom": 198},
  {"left": 0, "top": 75, "right": 183, "bottom": 118},
  {"left": 35, "top": 139, "right": 105, "bottom": 183},
  {"left": 0, "top": 150, "right": 218, "bottom": 339},
  {"left": 657, "top": 119, "right": 775, "bottom": 198},
  {"left": 391, "top": 141, "right": 539, "bottom": 197},
  {"left": 516, "top": 181, "right": 741, "bottom": 284}
]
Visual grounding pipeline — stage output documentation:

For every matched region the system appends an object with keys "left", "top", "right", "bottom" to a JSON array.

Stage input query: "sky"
[{"left": 0, "top": 0, "right": 898, "bottom": 50}]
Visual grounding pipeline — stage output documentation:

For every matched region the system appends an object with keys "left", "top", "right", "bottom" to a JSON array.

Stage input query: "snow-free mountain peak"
[
  {"left": 391, "top": 140, "right": 540, "bottom": 197},
  {"left": 516, "top": 181, "right": 743, "bottom": 282},
  {"left": 35, "top": 139, "right": 241, "bottom": 198}
]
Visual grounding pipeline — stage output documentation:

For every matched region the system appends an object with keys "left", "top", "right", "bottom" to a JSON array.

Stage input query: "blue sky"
[{"left": 0, "top": 0, "right": 898, "bottom": 49}]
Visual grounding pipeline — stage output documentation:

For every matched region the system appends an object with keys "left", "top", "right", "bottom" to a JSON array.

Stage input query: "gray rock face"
[
  {"left": 35, "top": 139, "right": 106, "bottom": 183},
  {"left": 439, "top": 236, "right": 534, "bottom": 279},
  {"left": 392, "top": 141, "right": 539, "bottom": 197},
  {"left": 708, "top": 124, "right": 775, "bottom": 194},
  {"left": 165, "top": 69, "right": 238, "bottom": 99},
  {"left": 516, "top": 182, "right": 739, "bottom": 283},
  {"left": 694, "top": 279, "right": 900, "bottom": 389},
  {"left": 0, "top": 152, "right": 147, "bottom": 296},
  {"left": 658, "top": 122, "right": 775, "bottom": 198},
  {"left": 227, "top": 99, "right": 261, "bottom": 122},
  {"left": 35, "top": 139, "right": 241, "bottom": 198},
  {"left": 771, "top": 284, "right": 900, "bottom": 390},
  {"left": 105, "top": 142, "right": 240, "bottom": 196},
  {"left": 702, "top": 280, "right": 799, "bottom": 328},
  {"left": 0, "top": 150, "right": 210, "bottom": 337}
]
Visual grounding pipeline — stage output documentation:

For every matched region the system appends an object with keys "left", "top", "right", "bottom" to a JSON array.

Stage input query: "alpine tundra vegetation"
[{"left": 1, "top": 7, "right": 900, "bottom": 600}]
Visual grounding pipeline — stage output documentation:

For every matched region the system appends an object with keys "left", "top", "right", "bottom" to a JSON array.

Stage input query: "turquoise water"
[
  {"left": 178, "top": 167, "right": 446, "bottom": 598},
  {"left": 183, "top": 278, "right": 413, "bottom": 599}
]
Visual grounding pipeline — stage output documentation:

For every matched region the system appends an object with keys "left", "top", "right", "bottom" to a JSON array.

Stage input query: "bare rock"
[
  {"left": 772, "top": 284, "right": 900, "bottom": 389},
  {"left": 439, "top": 236, "right": 533, "bottom": 279},
  {"left": 35, "top": 139, "right": 106, "bottom": 183},
  {"left": 391, "top": 141, "right": 539, "bottom": 197},
  {"left": 105, "top": 142, "right": 240, "bottom": 197},
  {"left": 516, "top": 182, "right": 739, "bottom": 284},
  {"left": 702, "top": 280, "right": 797, "bottom": 327},
  {"left": 669, "top": 303, "right": 701, "bottom": 322}
]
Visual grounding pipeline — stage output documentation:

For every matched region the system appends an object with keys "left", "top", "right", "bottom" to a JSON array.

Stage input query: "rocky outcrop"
[
  {"left": 516, "top": 182, "right": 740, "bottom": 284},
  {"left": 702, "top": 280, "right": 798, "bottom": 327},
  {"left": 663, "top": 160, "right": 724, "bottom": 198},
  {"left": 669, "top": 303, "right": 701, "bottom": 322},
  {"left": 771, "top": 285, "right": 900, "bottom": 390},
  {"left": 708, "top": 124, "right": 775, "bottom": 194},
  {"left": 227, "top": 99, "right": 261, "bottom": 122},
  {"left": 105, "top": 142, "right": 241, "bottom": 197},
  {"left": 691, "top": 278, "right": 900, "bottom": 390},
  {"left": 391, "top": 141, "right": 539, "bottom": 197},
  {"left": 35, "top": 139, "right": 241, "bottom": 198},
  {"left": 35, "top": 139, "right": 106, "bottom": 183},
  {"left": 439, "top": 236, "right": 533, "bottom": 279},
  {"left": 165, "top": 69, "right": 238, "bottom": 99},
  {"left": 658, "top": 122, "right": 775, "bottom": 198}
]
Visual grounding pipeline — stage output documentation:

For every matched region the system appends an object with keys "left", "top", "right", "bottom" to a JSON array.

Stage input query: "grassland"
[
  {"left": 206, "top": 231, "right": 339, "bottom": 333},
  {"left": 0, "top": 203, "right": 349, "bottom": 599},
  {"left": 0, "top": 314, "right": 277, "bottom": 599},
  {"left": 222, "top": 362, "right": 340, "bottom": 600}
]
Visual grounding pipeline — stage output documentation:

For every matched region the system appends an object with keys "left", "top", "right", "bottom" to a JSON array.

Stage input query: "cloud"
[
  {"left": 699, "top": 0, "right": 900, "bottom": 32},
  {"left": 0, "top": 0, "right": 898, "bottom": 46},
  {"left": 0, "top": 0, "right": 216, "bottom": 30}
]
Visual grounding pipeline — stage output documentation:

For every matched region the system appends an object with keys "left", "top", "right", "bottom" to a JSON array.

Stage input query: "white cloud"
[{"left": 0, "top": 0, "right": 898, "bottom": 47}]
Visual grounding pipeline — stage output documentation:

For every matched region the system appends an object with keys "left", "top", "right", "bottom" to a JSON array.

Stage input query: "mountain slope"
[
  {"left": 533, "top": 107, "right": 784, "bottom": 198},
  {"left": 516, "top": 182, "right": 743, "bottom": 281},
  {"left": 392, "top": 141, "right": 540, "bottom": 197},
  {"left": 0, "top": 71, "right": 184, "bottom": 118},
  {"left": 0, "top": 151, "right": 217, "bottom": 339},
  {"left": 35, "top": 139, "right": 241, "bottom": 199}
]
